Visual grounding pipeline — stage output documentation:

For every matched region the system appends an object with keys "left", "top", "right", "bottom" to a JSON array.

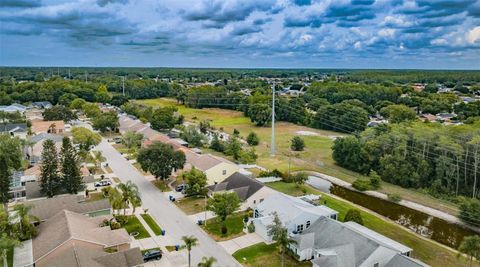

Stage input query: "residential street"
[{"left": 96, "top": 139, "right": 240, "bottom": 267}]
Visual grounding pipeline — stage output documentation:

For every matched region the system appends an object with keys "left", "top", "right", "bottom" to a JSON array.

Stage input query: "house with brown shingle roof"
[
  {"left": 183, "top": 149, "right": 240, "bottom": 185},
  {"left": 29, "top": 195, "right": 111, "bottom": 222},
  {"left": 31, "top": 120, "right": 65, "bottom": 134},
  {"left": 32, "top": 210, "right": 142, "bottom": 267}
]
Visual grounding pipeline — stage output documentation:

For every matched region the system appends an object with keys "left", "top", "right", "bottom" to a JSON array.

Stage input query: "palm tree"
[
  {"left": 275, "top": 228, "right": 297, "bottom": 267},
  {"left": 458, "top": 235, "right": 480, "bottom": 267},
  {"left": 182, "top": 235, "right": 198, "bottom": 267},
  {"left": 108, "top": 187, "right": 124, "bottom": 215},
  {"left": 267, "top": 212, "right": 297, "bottom": 267},
  {"left": 87, "top": 150, "right": 105, "bottom": 172},
  {"left": 131, "top": 195, "right": 142, "bottom": 214},
  {"left": 11, "top": 204, "right": 39, "bottom": 240},
  {"left": 197, "top": 256, "right": 216, "bottom": 267},
  {"left": 0, "top": 233, "right": 21, "bottom": 267},
  {"left": 117, "top": 181, "right": 140, "bottom": 215}
]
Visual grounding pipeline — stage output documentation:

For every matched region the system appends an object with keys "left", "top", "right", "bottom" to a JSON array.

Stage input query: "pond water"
[{"left": 307, "top": 176, "right": 479, "bottom": 249}]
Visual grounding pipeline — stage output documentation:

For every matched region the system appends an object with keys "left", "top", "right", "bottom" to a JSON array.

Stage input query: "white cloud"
[{"left": 467, "top": 26, "right": 480, "bottom": 44}]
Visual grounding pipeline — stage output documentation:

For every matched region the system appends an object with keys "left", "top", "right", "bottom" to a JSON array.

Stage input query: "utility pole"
[
  {"left": 271, "top": 83, "right": 276, "bottom": 156},
  {"left": 122, "top": 76, "right": 125, "bottom": 96}
]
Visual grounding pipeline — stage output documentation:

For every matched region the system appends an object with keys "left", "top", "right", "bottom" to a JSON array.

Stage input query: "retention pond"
[{"left": 308, "top": 176, "right": 479, "bottom": 249}]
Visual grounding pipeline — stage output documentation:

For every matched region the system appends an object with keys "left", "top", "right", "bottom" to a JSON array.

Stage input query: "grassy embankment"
[{"left": 136, "top": 98, "right": 459, "bottom": 216}]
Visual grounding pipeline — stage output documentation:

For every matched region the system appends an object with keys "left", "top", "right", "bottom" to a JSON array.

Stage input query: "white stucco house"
[
  {"left": 290, "top": 216, "right": 428, "bottom": 267},
  {"left": 252, "top": 193, "right": 338, "bottom": 242}
]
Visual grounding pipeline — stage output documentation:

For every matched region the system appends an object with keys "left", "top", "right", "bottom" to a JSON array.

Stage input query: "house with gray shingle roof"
[
  {"left": 291, "top": 217, "right": 428, "bottom": 267},
  {"left": 207, "top": 172, "right": 276, "bottom": 209}
]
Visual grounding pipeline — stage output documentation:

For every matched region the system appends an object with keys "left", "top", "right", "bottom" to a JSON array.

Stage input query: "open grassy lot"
[
  {"left": 115, "top": 215, "right": 151, "bottom": 239},
  {"left": 136, "top": 98, "right": 460, "bottom": 216},
  {"left": 267, "top": 181, "right": 468, "bottom": 267},
  {"left": 174, "top": 195, "right": 207, "bottom": 215},
  {"left": 233, "top": 242, "right": 310, "bottom": 267},
  {"left": 202, "top": 211, "right": 247, "bottom": 241},
  {"left": 140, "top": 214, "right": 162, "bottom": 235}
]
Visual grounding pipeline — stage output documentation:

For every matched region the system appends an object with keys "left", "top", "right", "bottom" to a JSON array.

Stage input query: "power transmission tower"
[{"left": 271, "top": 83, "right": 276, "bottom": 156}]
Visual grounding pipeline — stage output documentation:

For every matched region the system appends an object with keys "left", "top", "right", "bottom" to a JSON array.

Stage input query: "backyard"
[
  {"left": 202, "top": 211, "right": 247, "bottom": 241},
  {"left": 136, "top": 98, "right": 460, "bottom": 216},
  {"left": 267, "top": 181, "right": 468, "bottom": 267}
]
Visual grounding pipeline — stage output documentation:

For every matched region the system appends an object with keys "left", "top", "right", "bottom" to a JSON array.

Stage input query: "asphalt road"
[{"left": 97, "top": 139, "right": 240, "bottom": 267}]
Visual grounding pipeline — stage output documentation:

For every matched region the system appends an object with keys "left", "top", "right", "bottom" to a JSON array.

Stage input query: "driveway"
[
  {"left": 218, "top": 233, "right": 264, "bottom": 254},
  {"left": 96, "top": 139, "right": 240, "bottom": 267}
]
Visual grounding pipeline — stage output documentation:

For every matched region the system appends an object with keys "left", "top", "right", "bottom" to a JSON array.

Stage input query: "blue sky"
[{"left": 0, "top": 0, "right": 479, "bottom": 69}]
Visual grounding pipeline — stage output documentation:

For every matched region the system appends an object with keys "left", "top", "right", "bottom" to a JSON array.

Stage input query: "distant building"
[
  {"left": 29, "top": 101, "right": 52, "bottom": 109},
  {"left": 0, "top": 123, "right": 27, "bottom": 138},
  {"left": 31, "top": 120, "right": 65, "bottom": 134},
  {"left": 0, "top": 103, "right": 27, "bottom": 113}
]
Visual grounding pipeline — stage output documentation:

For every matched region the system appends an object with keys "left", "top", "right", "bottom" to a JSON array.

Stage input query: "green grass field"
[
  {"left": 136, "top": 98, "right": 460, "bottom": 216},
  {"left": 140, "top": 214, "right": 162, "bottom": 235},
  {"left": 267, "top": 181, "right": 468, "bottom": 267},
  {"left": 202, "top": 211, "right": 247, "bottom": 241}
]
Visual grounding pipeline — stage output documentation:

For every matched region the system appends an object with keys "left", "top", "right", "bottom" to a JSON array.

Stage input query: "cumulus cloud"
[{"left": 0, "top": 0, "right": 479, "bottom": 68}]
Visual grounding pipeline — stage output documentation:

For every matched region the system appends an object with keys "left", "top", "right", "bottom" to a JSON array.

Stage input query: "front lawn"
[
  {"left": 202, "top": 211, "right": 246, "bottom": 241},
  {"left": 152, "top": 180, "right": 171, "bottom": 192},
  {"left": 174, "top": 196, "right": 207, "bottom": 215},
  {"left": 266, "top": 181, "right": 468, "bottom": 267},
  {"left": 140, "top": 214, "right": 162, "bottom": 235},
  {"left": 233, "top": 242, "right": 310, "bottom": 267},
  {"left": 115, "top": 215, "right": 151, "bottom": 239}
]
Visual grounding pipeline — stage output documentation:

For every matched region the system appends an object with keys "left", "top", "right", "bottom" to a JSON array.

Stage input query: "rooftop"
[{"left": 207, "top": 172, "right": 264, "bottom": 201}]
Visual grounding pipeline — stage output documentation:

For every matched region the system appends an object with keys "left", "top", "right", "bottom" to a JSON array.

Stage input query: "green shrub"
[
  {"left": 248, "top": 222, "right": 255, "bottom": 233},
  {"left": 352, "top": 179, "right": 371, "bottom": 191},
  {"left": 290, "top": 136, "right": 305, "bottom": 151},
  {"left": 387, "top": 193, "right": 402, "bottom": 203},
  {"left": 344, "top": 209, "right": 364, "bottom": 225}
]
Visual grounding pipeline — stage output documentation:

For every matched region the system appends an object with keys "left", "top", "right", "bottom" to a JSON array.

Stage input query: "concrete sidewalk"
[{"left": 218, "top": 233, "right": 264, "bottom": 254}]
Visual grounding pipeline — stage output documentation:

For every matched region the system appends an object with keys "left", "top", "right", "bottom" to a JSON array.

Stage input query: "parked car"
[
  {"left": 175, "top": 184, "right": 189, "bottom": 192},
  {"left": 94, "top": 180, "right": 111, "bottom": 187},
  {"left": 143, "top": 249, "right": 162, "bottom": 262}
]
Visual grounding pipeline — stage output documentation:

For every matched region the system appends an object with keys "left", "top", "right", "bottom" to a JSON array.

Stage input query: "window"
[
  {"left": 254, "top": 209, "right": 259, "bottom": 218},
  {"left": 296, "top": 224, "right": 304, "bottom": 232},
  {"left": 253, "top": 200, "right": 256, "bottom": 204},
  {"left": 222, "top": 170, "right": 226, "bottom": 175},
  {"left": 373, "top": 263, "right": 379, "bottom": 267},
  {"left": 306, "top": 221, "right": 311, "bottom": 228}
]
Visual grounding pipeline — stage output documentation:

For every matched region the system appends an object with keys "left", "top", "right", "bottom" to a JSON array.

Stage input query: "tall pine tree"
[
  {"left": 60, "top": 137, "right": 83, "bottom": 194},
  {"left": 40, "top": 139, "right": 60, "bottom": 197},
  {"left": 0, "top": 135, "right": 22, "bottom": 212}
]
